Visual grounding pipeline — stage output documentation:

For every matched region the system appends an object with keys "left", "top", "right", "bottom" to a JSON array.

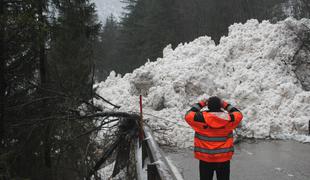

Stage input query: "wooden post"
[{"left": 308, "top": 120, "right": 310, "bottom": 135}]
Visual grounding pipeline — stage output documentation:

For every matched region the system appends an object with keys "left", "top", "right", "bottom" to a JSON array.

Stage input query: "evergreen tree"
[
  {"left": 1, "top": 0, "right": 101, "bottom": 179},
  {"left": 50, "top": 0, "right": 100, "bottom": 98},
  {"left": 47, "top": 0, "right": 100, "bottom": 179},
  {"left": 0, "top": 0, "right": 6, "bottom": 148},
  {"left": 117, "top": 0, "right": 179, "bottom": 74},
  {"left": 0, "top": 0, "right": 52, "bottom": 178},
  {"left": 97, "top": 0, "right": 309, "bottom": 79},
  {"left": 141, "top": 0, "right": 178, "bottom": 60},
  {"left": 117, "top": 0, "right": 146, "bottom": 73},
  {"left": 94, "top": 15, "right": 120, "bottom": 81}
]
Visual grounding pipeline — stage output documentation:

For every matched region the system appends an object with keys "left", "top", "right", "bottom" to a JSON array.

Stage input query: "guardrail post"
[
  {"left": 308, "top": 120, "right": 310, "bottom": 135},
  {"left": 147, "top": 164, "right": 158, "bottom": 180},
  {"left": 142, "top": 140, "right": 148, "bottom": 167}
]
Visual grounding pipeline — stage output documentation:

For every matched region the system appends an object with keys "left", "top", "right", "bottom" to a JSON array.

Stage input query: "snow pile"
[{"left": 94, "top": 18, "right": 310, "bottom": 147}]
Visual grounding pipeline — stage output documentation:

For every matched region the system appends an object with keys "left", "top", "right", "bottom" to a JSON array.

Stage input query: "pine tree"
[
  {"left": 1, "top": 0, "right": 101, "bottom": 179},
  {"left": 0, "top": 0, "right": 6, "bottom": 147},
  {"left": 117, "top": 0, "right": 146, "bottom": 73},
  {"left": 141, "top": 0, "right": 178, "bottom": 60},
  {"left": 47, "top": 0, "right": 100, "bottom": 179},
  {"left": 0, "top": 0, "right": 52, "bottom": 178},
  {"left": 117, "top": 0, "right": 179, "bottom": 73},
  {"left": 50, "top": 0, "right": 100, "bottom": 98},
  {"left": 94, "top": 14, "right": 120, "bottom": 81}
]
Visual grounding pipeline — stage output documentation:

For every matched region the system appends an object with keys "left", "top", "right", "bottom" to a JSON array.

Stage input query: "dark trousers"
[{"left": 199, "top": 160, "right": 230, "bottom": 180}]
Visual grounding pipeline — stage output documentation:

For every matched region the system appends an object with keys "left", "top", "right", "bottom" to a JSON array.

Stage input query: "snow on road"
[{"left": 94, "top": 18, "right": 310, "bottom": 147}]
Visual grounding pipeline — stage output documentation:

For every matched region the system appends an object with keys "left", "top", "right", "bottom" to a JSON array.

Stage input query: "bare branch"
[
  {"left": 73, "top": 119, "right": 119, "bottom": 140},
  {"left": 87, "top": 136, "right": 122, "bottom": 179},
  {"left": 94, "top": 93, "right": 121, "bottom": 109},
  {"left": 6, "top": 96, "right": 63, "bottom": 111},
  {"left": 27, "top": 81, "right": 102, "bottom": 111}
]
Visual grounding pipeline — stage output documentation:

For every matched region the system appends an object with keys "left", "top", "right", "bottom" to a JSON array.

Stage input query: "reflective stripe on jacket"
[{"left": 184, "top": 100, "right": 243, "bottom": 163}]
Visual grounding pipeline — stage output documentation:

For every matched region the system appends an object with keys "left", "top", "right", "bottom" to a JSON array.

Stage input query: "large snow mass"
[{"left": 95, "top": 18, "right": 310, "bottom": 147}]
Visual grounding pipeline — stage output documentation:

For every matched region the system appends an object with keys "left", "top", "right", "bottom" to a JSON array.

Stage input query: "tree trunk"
[
  {"left": 38, "top": 3, "right": 47, "bottom": 86},
  {"left": 0, "top": 0, "right": 6, "bottom": 147},
  {"left": 37, "top": 0, "right": 52, "bottom": 174}
]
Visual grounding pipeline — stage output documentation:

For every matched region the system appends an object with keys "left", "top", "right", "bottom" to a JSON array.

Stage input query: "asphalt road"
[{"left": 162, "top": 140, "right": 310, "bottom": 180}]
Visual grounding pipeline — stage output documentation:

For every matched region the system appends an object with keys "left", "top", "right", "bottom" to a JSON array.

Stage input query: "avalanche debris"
[{"left": 95, "top": 18, "right": 310, "bottom": 147}]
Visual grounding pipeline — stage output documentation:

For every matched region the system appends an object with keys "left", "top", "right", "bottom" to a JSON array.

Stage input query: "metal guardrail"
[
  {"left": 135, "top": 126, "right": 183, "bottom": 180},
  {"left": 134, "top": 95, "right": 183, "bottom": 180}
]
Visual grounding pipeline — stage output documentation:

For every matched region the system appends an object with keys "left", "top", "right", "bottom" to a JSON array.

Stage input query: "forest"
[
  {"left": 96, "top": 0, "right": 310, "bottom": 80},
  {"left": 0, "top": 0, "right": 309, "bottom": 179}
]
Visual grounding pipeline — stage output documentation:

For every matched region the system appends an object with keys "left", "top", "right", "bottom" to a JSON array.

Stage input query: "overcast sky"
[{"left": 92, "top": 0, "right": 125, "bottom": 23}]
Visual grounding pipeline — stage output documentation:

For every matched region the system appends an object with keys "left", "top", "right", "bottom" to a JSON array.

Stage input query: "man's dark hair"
[{"left": 208, "top": 96, "right": 222, "bottom": 111}]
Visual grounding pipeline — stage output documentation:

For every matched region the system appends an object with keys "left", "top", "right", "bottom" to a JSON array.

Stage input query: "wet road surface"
[{"left": 163, "top": 140, "right": 310, "bottom": 180}]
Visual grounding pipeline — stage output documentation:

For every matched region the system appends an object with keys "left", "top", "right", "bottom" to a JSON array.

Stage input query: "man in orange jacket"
[{"left": 184, "top": 96, "right": 243, "bottom": 180}]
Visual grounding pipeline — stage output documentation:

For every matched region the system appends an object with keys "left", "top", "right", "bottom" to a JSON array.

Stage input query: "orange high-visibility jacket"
[{"left": 185, "top": 100, "right": 243, "bottom": 163}]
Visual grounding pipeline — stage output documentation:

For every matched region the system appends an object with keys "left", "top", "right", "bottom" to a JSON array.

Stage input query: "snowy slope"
[
  {"left": 92, "top": 0, "right": 124, "bottom": 22},
  {"left": 94, "top": 18, "right": 310, "bottom": 147}
]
